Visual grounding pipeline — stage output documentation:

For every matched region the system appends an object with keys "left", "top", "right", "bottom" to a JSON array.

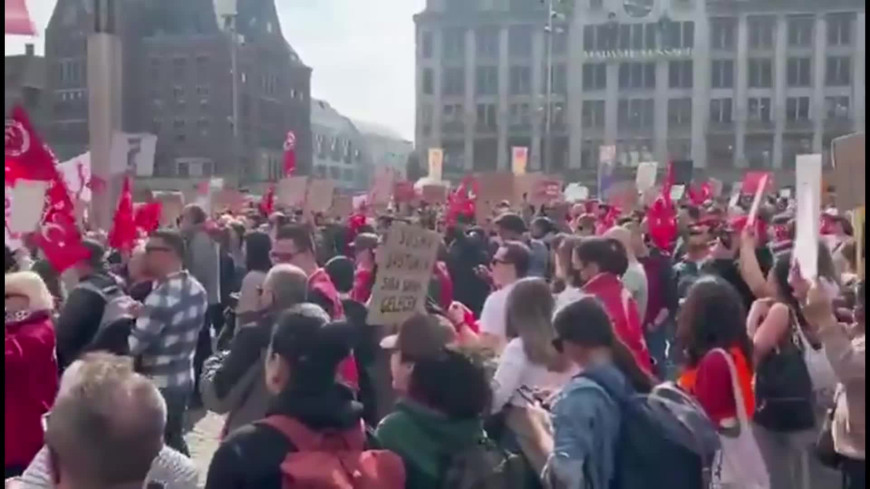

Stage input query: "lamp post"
[
  {"left": 543, "top": 0, "right": 555, "bottom": 174},
  {"left": 223, "top": 14, "right": 242, "bottom": 188}
]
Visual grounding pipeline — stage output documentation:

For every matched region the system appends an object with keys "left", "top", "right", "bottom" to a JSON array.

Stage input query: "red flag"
[
  {"left": 6, "top": 107, "right": 88, "bottom": 271},
  {"left": 134, "top": 201, "right": 162, "bottom": 235},
  {"left": 687, "top": 181, "right": 713, "bottom": 206},
  {"left": 5, "top": 0, "right": 35, "bottom": 36},
  {"left": 259, "top": 183, "right": 276, "bottom": 217},
  {"left": 446, "top": 176, "right": 479, "bottom": 225},
  {"left": 108, "top": 176, "right": 137, "bottom": 251},
  {"left": 283, "top": 131, "right": 297, "bottom": 177}
]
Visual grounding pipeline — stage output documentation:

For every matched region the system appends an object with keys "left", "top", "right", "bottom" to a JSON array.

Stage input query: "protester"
[
  {"left": 129, "top": 229, "right": 209, "bottom": 456},
  {"left": 380, "top": 313, "right": 457, "bottom": 396},
  {"left": 235, "top": 231, "right": 273, "bottom": 323},
  {"left": 13, "top": 353, "right": 198, "bottom": 489},
  {"left": 200, "top": 264, "right": 309, "bottom": 437},
  {"left": 552, "top": 234, "right": 584, "bottom": 313},
  {"left": 271, "top": 225, "right": 343, "bottom": 320},
  {"left": 478, "top": 240, "right": 531, "bottom": 351},
  {"left": 604, "top": 225, "right": 649, "bottom": 319},
  {"left": 5, "top": 272, "right": 59, "bottom": 478},
  {"left": 350, "top": 232, "right": 378, "bottom": 303},
  {"left": 494, "top": 213, "right": 549, "bottom": 278},
  {"left": 573, "top": 237, "right": 654, "bottom": 373},
  {"left": 544, "top": 297, "right": 657, "bottom": 489},
  {"left": 125, "top": 244, "right": 154, "bottom": 302},
  {"left": 446, "top": 221, "right": 491, "bottom": 317}
]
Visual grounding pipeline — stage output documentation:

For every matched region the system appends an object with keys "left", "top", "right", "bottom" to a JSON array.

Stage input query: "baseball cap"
[{"left": 380, "top": 313, "right": 456, "bottom": 361}]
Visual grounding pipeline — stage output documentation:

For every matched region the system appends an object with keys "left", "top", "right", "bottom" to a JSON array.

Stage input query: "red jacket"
[
  {"left": 5, "top": 310, "right": 58, "bottom": 469},
  {"left": 582, "top": 273, "right": 654, "bottom": 374},
  {"left": 350, "top": 267, "right": 374, "bottom": 304},
  {"left": 432, "top": 261, "right": 454, "bottom": 311},
  {"left": 308, "top": 269, "right": 358, "bottom": 389}
]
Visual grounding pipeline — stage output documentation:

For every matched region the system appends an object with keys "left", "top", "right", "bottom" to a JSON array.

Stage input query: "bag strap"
[
  {"left": 709, "top": 349, "right": 750, "bottom": 428},
  {"left": 260, "top": 416, "right": 365, "bottom": 452}
]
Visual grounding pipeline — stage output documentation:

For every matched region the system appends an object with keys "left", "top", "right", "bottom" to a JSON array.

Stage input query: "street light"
[{"left": 223, "top": 14, "right": 242, "bottom": 188}]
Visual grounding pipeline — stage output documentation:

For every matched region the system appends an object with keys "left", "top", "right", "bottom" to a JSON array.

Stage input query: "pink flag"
[{"left": 5, "top": 0, "right": 35, "bottom": 36}]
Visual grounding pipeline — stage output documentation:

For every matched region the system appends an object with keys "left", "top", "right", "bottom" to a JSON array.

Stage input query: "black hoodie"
[{"left": 204, "top": 382, "right": 364, "bottom": 489}]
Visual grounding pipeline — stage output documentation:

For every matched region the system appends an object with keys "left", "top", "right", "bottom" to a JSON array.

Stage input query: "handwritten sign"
[
  {"left": 277, "top": 176, "right": 309, "bottom": 209},
  {"left": 832, "top": 133, "right": 865, "bottom": 213},
  {"left": 795, "top": 154, "right": 822, "bottom": 279},
  {"left": 367, "top": 223, "right": 441, "bottom": 326}
]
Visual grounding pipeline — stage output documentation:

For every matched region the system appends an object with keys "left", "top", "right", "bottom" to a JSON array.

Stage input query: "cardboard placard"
[
  {"left": 329, "top": 194, "right": 353, "bottom": 219},
  {"left": 370, "top": 167, "right": 395, "bottom": 206},
  {"left": 427, "top": 148, "right": 443, "bottom": 182},
  {"left": 304, "top": 179, "right": 336, "bottom": 215},
  {"left": 531, "top": 176, "right": 563, "bottom": 206},
  {"left": 606, "top": 181, "right": 638, "bottom": 210},
  {"left": 635, "top": 162, "right": 658, "bottom": 192},
  {"left": 277, "top": 176, "right": 309, "bottom": 209},
  {"left": 832, "top": 133, "right": 865, "bottom": 213},
  {"left": 747, "top": 174, "right": 769, "bottom": 227},
  {"left": 367, "top": 223, "right": 441, "bottom": 326},
  {"left": 795, "top": 154, "right": 822, "bottom": 279},
  {"left": 153, "top": 191, "right": 185, "bottom": 227},
  {"left": 9, "top": 179, "right": 48, "bottom": 233},
  {"left": 477, "top": 172, "right": 515, "bottom": 205},
  {"left": 511, "top": 146, "right": 529, "bottom": 176},
  {"left": 212, "top": 189, "right": 247, "bottom": 214},
  {"left": 421, "top": 184, "right": 448, "bottom": 204}
]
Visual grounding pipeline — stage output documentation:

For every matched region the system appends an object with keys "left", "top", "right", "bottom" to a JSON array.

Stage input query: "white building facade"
[
  {"left": 414, "top": 0, "right": 865, "bottom": 186},
  {"left": 310, "top": 99, "right": 371, "bottom": 191}
]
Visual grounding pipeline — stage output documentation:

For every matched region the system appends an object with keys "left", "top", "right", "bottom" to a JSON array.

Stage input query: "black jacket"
[
  {"left": 204, "top": 383, "right": 364, "bottom": 489},
  {"left": 55, "top": 272, "right": 122, "bottom": 369}
]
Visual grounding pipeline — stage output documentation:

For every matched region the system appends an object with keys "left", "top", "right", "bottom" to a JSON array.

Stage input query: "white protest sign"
[
  {"left": 110, "top": 132, "right": 158, "bottom": 176},
  {"left": 669, "top": 184, "right": 686, "bottom": 202},
  {"left": 427, "top": 148, "right": 444, "bottom": 182},
  {"left": 57, "top": 152, "right": 93, "bottom": 203},
  {"left": 9, "top": 180, "right": 48, "bottom": 233},
  {"left": 795, "top": 154, "right": 822, "bottom": 279},
  {"left": 635, "top": 162, "right": 658, "bottom": 192},
  {"left": 564, "top": 183, "right": 589, "bottom": 202},
  {"left": 367, "top": 223, "right": 441, "bottom": 326},
  {"left": 746, "top": 174, "right": 769, "bottom": 227},
  {"left": 728, "top": 188, "right": 741, "bottom": 210},
  {"left": 779, "top": 188, "right": 792, "bottom": 199}
]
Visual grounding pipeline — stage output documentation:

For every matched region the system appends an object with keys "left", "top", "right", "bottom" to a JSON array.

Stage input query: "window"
[
  {"left": 787, "top": 16, "right": 813, "bottom": 47},
  {"left": 583, "top": 25, "right": 595, "bottom": 50},
  {"left": 827, "top": 14, "right": 853, "bottom": 46},
  {"left": 442, "top": 67, "right": 465, "bottom": 95},
  {"left": 442, "top": 103, "right": 463, "bottom": 123},
  {"left": 664, "top": 21, "right": 695, "bottom": 49},
  {"left": 550, "top": 64, "right": 567, "bottom": 95},
  {"left": 196, "top": 118, "right": 210, "bottom": 133},
  {"left": 668, "top": 60, "right": 693, "bottom": 89},
  {"left": 581, "top": 100, "right": 605, "bottom": 129},
  {"left": 747, "top": 97, "right": 772, "bottom": 122},
  {"left": 476, "top": 103, "right": 497, "bottom": 129},
  {"left": 172, "top": 57, "right": 186, "bottom": 78},
  {"left": 711, "top": 59, "right": 734, "bottom": 88},
  {"left": 195, "top": 56, "right": 209, "bottom": 77},
  {"left": 509, "top": 103, "right": 531, "bottom": 126},
  {"left": 330, "top": 167, "right": 340, "bottom": 180},
  {"left": 748, "top": 16, "right": 775, "bottom": 49},
  {"left": 618, "top": 24, "right": 649, "bottom": 50},
  {"left": 582, "top": 63, "right": 606, "bottom": 91},
  {"left": 825, "top": 96, "right": 850, "bottom": 120},
  {"left": 476, "top": 27, "right": 499, "bottom": 57},
  {"left": 592, "top": 24, "right": 617, "bottom": 51},
  {"left": 172, "top": 86, "right": 185, "bottom": 104},
  {"left": 748, "top": 58, "right": 773, "bottom": 88},
  {"left": 552, "top": 25, "right": 569, "bottom": 55},
  {"left": 710, "top": 18, "right": 736, "bottom": 50},
  {"left": 443, "top": 28, "right": 465, "bottom": 60},
  {"left": 617, "top": 99, "right": 654, "bottom": 129},
  {"left": 785, "top": 97, "right": 810, "bottom": 121},
  {"left": 421, "top": 31, "right": 433, "bottom": 58},
  {"left": 509, "top": 25, "right": 533, "bottom": 57},
  {"left": 667, "top": 98, "right": 692, "bottom": 125},
  {"left": 422, "top": 68, "right": 434, "bottom": 95},
  {"left": 509, "top": 65, "right": 531, "bottom": 94},
  {"left": 475, "top": 66, "right": 498, "bottom": 95},
  {"left": 826, "top": 56, "right": 851, "bottom": 86},
  {"left": 786, "top": 57, "right": 811, "bottom": 87},
  {"left": 618, "top": 62, "right": 656, "bottom": 89},
  {"left": 177, "top": 162, "right": 189, "bottom": 178},
  {"left": 710, "top": 98, "right": 733, "bottom": 123}
]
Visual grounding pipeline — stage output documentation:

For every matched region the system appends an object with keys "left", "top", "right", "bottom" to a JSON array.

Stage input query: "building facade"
[
  {"left": 4, "top": 44, "right": 46, "bottom": 130},
  {"left": 414, "top": 0, "right": 865, "bottom": 186},
  {"left": 43, "top": 0, "right": 312, "bottom": 191},
  {"left": 352, "top": 120, "right": 414, "bottom": 181},
  {"left": 311, "top": 99, "right": 371, "bottom": 191}
]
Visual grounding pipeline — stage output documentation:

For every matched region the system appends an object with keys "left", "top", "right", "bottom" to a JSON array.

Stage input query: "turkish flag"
[
  {"left": 5, "top": 0, "right": 35, "bottom": 36},
  {"left": 109, "top": 176, "right": 137, "bottom": 251},
  {"left": 283, "top": 131, "right": 297, "bottom": 177},
  {"left": 134, "top": 201, "right": 162, "bottom": 235},
  {"left": 258, "top": 183, "right": 275, "bottom": 217},
  {"left": 6, "top": 106, "right": 88, "bottom": 271}
]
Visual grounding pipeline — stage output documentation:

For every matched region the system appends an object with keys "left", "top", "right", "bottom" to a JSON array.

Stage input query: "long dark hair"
[
  {"left": 408, "top": 347, "right": 493, "bottom": 419},
  {"left": 771, "top": 251, "right": 808, "bottom": 328},
  {"left": 554, "top": 297, "right": 656, "bottom": 393},
  {"left": 244, "top": 231, "right": 272, "bottom": 273},
  {"left": 676, "top": 276, "right": 753, "bottom": 369}
]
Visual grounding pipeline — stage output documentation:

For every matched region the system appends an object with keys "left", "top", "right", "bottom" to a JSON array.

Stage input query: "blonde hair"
[
  {"left": 505, "top": 278, "right": 566, "bottom": 371},
  {"left": 5, "top": 271, "right": 55, "bottom": 312}
]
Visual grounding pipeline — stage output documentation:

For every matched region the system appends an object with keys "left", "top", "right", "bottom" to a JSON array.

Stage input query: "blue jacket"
[{"left": 544, "top": 364, "right": 625, "bottom": 489}]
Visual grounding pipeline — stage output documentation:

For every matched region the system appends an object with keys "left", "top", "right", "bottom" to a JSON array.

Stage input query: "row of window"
[
  {"left": 313, "top": 134, "right": 363, "bottom": 164},
  {"left": 423, "top": 55, "right": 853, "bottom": 96},
  {"left": 313, "top": 165, "right": 356, "bottom": 182},
  {"left": 421, "top": 95, "right": 851, "bottom": 134},
  {"left": 420, "top": 13, "right": 855, "bottom": 60}
]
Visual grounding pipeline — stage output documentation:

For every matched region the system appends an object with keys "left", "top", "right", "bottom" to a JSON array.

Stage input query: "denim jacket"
[{"left": 543, "top": 364, "right": 624, "bottom": 489}]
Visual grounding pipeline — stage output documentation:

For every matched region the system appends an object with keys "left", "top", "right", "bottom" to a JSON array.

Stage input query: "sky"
[{"left": 5, "top": 0, "right": 425, "bottom": 141}]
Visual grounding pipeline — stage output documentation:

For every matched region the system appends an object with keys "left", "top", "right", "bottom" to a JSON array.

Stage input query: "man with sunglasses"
[
  {"left": 128, "top": 230, "right": 208, "bottom": 456},
  {"left": 477, "top": 241, "right": 531, "bottom": 352}
]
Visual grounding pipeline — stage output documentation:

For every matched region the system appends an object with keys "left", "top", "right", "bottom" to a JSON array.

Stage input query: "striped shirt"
[
  {"left": 16, "top": 445, "right": 199, "bottom": 489},
  {"left": 129, "top": 270, "right": 208, "bottom": 389}
]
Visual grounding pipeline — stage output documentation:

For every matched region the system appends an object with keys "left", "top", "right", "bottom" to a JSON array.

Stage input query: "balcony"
[{"left": 745, "top": 118, "right": 775, "bottom": 133}]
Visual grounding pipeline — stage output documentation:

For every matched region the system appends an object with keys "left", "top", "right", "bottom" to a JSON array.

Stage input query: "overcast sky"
[{"left": 5, "top": 0, "right": 424, "bottom": 141}]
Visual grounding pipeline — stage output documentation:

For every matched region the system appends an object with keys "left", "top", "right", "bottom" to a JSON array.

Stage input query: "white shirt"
[
  {"left": 479, "top": 282, "right": 516, "bottom": 340},
  {"left": 554, "top": 286, "right": 585, "bottom": 316},
  {"left": 491, "top": 337, "right": 577, "bottom": 413}
]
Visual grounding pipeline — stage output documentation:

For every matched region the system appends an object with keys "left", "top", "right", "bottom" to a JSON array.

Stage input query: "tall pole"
[
  {"left": 226, "top": 14, "right": 241, "bottom": 188},
  {"left": 543, "top": 0, "right": 555, "bottom": 175}
]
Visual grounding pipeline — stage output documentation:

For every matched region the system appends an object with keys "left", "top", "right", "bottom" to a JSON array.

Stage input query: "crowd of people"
[{"left": 4, "top": 188, "right": 865, "bottom": 489}]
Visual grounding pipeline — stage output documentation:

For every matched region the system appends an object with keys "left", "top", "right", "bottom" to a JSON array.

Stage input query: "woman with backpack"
[
  {"left": 544, "top": 297, "right": 656, "bottom": 489},
  {"left": 749, "top": 252, "right": 840, "bottom": 489},
  {"left": 204, "top": 304, "right": 405, "bottom": 489},
  {"left": 376, "top": 347, "right": 523, "bottom": 489}
]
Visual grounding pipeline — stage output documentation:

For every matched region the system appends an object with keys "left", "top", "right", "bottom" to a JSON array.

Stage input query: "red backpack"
[{"left": 260, "top": 415, "right": 406, "bottom": 489}]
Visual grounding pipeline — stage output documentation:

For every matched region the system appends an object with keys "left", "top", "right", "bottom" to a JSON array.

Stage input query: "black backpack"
[{"left": 582, "top": 371, "right": 721, "bottom": 489}]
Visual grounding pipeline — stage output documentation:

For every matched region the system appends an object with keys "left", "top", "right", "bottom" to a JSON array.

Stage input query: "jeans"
[
  {"left": 160, "top": 387, "right": 191, "bottom": 456},
  {"left": 753, "top": 422, "right": 841, "bottom": 489},
  {"left": 842, "top": 457, "right": 866, "bottom": 489}
]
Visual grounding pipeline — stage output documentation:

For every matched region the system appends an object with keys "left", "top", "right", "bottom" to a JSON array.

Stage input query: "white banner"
[
  {"left": 795, "top": 154, "right": 822, "bottom": 279},
  {"left": 57, "top": 152, "right": 93, "bottom": 203},
  {"left": 110, "top": 132, "right": 157, "bottom": 176}
]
